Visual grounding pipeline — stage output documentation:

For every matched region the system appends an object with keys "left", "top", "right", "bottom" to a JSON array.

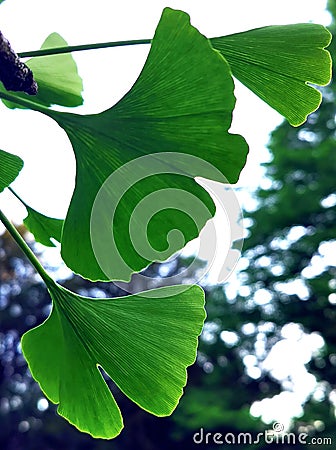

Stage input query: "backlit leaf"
[
  {"left": 42, "top": 7, "right": 248, "bottom": 281},
  {"left": 22, "top": 281, "right": 205, "bottom": 439},
  {"left": 211, "top": 24, "right": 332, "bottom": 126},
  {"left": 0, "top": 149, "right": 23, "bottom": 192},
  {"left": 23, "top": 206, "right": 63, "bottom": 247}
]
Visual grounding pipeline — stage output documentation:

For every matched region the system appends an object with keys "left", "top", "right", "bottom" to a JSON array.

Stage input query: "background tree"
[{"left": 202, "top": 1, "right": 336, "bottom": 445}]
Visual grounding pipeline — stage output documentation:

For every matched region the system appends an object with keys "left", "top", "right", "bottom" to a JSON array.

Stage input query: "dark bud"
[{"left": 0, "top": 30, "right": 38, "bottom": 95}]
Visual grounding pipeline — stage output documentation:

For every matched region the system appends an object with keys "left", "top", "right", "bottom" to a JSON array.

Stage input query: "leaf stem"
[
  {"left": 18, "top": 38, "right": 152, "bottom": 58},
  {"left": 8, "top": 187, "right": 29, "bottom": 208},
  {"left": 0, "top": 209, "right": 53, "bottom": 285},
  {"left": 0, "top": 90, "right": 50, "bottom": 115}
]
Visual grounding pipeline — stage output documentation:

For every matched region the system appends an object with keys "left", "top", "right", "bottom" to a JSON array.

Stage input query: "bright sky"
[{"left": 0, "top": 0, "right": 332, "bottom": 432}]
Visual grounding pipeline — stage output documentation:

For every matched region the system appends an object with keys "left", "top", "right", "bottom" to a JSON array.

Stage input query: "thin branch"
[
  {"left": 18, "top": 38, "right": 152, "bottom": 59},
  {"left": 0, "top": 90, "right": 50, "bottom": 115},
  {"left": 8, "top": 187, "right": 29, "bottom": 208},
  {"left": 0, "top": 209, "right": 53, "bottom": 285}
]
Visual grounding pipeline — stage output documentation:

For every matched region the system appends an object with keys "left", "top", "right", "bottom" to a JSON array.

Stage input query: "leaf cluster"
[{"left": 0, "top": 6, "right": 332, "bottom": 438}]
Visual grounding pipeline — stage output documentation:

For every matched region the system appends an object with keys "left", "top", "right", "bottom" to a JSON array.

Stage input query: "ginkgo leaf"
[
  {"left": 38, "top": 7, "right": 248, "bottom": 281},
  {"left": 9, "top": 189, "right": 64, "bottom": 246},
  {"left": 22, "top": 281, "right": 205, "bottom": 439},
  {"left": 23, "top": 206, "right": 63, "bottom": 247},
  {"left": 211, "top": 24, "right": 332, "bottom": 126},
  {"left": 1, "top": 32, "right": 83, "bottom": 109},
  {"left": 0, "top": 149, "right": 23, "bottom": 192}
]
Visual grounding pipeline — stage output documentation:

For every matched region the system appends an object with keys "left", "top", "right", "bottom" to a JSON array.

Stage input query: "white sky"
[{"left": 0, "top": 0, "right": 332, "bottom": 431}]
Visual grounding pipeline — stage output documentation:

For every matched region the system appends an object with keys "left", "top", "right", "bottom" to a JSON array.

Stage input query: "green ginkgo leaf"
[
  {"left": 39, "top": 7, "right": 248, "bottom": 281},
  {"left": 0, "top": 149, "right": 23, "bottom": 192},
  {"left": 22, "top": 281, "right": 205, "bottom": 439},
  {"left": 23, "top": 206, "right": 63, "bottom": 247},
  {"left": 211, "top": 24, "right": 332, "bottom": 126},
  {"left": 9, "top": 189, "right": 64, "bottom": 247},
  {"left": 1, "top": 32, "right": 83, "bottom": 109}
]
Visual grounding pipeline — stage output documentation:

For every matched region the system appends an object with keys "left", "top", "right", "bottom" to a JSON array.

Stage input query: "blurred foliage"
[{"left": 218, "top": 6, "right": 336, "bottom": 448}]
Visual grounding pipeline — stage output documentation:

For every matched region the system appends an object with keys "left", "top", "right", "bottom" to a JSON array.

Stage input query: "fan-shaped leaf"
[
  {"left": 211, "top": 24, "right": 332, "bottom": 126},
  {"left": 22, "top": 282, "right": 205, "bottom": 439},
  {"left": 23, "top": 206, "right": 63, "bottom": 247},
  {"left": 0, "top": 149, "right": 23, "bottom": 192},
  {"left": 42, "top": 7, "right": 248, "bottom": 281}
]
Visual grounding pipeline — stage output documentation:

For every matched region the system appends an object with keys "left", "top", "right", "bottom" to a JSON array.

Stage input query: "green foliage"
[
  {"left": 23, "top": 207, "right": 63, "bottom": 247},
  {"left": 212, "top": 24, "right": 332, "bottom": 126},
  {"left": 0, "top": 244, "right": 270, "bottom": 449},
  {"left": 22, "top": 281, "right": 205, "bottom": 438},
  {"left": 50, "top": 8, "right": 248, "bottom": 281},
  {"left": 0, "top": 4, "right": 333, "bottom": 441},
  {"left": 228, "top": 20, "right": 336, "bottom": 440},
  {"left": 0, "top": 148, "right": 23, "bottom": 192}
]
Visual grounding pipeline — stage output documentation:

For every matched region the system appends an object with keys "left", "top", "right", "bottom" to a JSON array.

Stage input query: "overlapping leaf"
[
  {"left": 1, "top": 32, "right": 83, "bottom": 109},
  {"left": 23, "top": 206, "right": 63, "bottom": 247},
  {"left": 8, "top": 189, "right": 64, "bottom": 246},
  {"left": 0, "top": 149, "right": 23, "bottom": 192},
  {"left": 38, "top": 7, "right": 248, "bottom": 281},
  {"left": 211, "top": 24, "right": 332, "bottom": 126},
  {"left": 22, "top": 282, "right": 205, "bottom": 438}
]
